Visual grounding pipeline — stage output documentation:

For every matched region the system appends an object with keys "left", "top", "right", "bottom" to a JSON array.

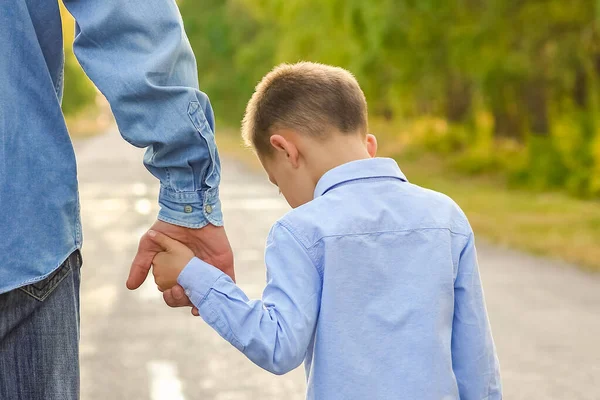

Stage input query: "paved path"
[{"left": 75, "top": 130, "right": 600, "bottom": 400}]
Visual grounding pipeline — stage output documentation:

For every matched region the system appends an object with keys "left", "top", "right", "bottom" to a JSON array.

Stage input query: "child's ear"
[
  {"left": 270, "top": 134, "right": 300, "bottom": 167},
  {"left": 366, "top": 134, "right": 378, "bottom": 157},
  {"left": 269, "top": 134, "right": 287, "bottom": 154}
]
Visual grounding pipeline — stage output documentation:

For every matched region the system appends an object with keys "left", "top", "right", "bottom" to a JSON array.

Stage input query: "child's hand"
[{"left": 147, "top": 230, "right": 195, "bottom": 291}]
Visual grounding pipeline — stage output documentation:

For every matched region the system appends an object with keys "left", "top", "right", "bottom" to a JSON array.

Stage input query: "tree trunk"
[
  {"left": 445, "top": 74, "right": 472, "bottom": 123},
  {"left": 573, "top": 65, "right": 587, "bottom": 109},
  {"left": 523, "top": 78, "right": 550, "bottom": 136},
  {"left": 492, "top": 105, "right": 523, "bottom": 140},
  {"left": 490, "top": 82, "right": 524, "bottom": 141}
]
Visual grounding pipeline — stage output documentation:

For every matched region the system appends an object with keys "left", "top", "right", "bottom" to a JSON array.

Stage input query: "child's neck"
[{"left": 303, "top": 135, "right": 373, "bottom": 185}]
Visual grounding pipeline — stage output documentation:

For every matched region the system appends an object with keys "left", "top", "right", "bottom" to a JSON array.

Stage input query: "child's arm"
[
  {"left": 149, "top": 224, "right": 321, "bottom": 375},
  {"left": 452, "top": 232, "right": 502, "bottom": 399}
]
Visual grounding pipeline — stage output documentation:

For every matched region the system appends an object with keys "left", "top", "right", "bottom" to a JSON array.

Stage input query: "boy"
[{"left": 149, "top": 62, "right": 502, "bottom": 399}]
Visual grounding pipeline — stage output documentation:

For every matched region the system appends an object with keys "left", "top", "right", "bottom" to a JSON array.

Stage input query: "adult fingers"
[
  {"left": 163, "top": 285, "right": 193, "bottom": 308},
  {"left": 127, "top": 233, "right": 159, "bottom": 290}
]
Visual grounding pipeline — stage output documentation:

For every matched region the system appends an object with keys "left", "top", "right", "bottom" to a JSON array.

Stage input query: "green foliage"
[
  {"left": 61, "top": 52, "right": 96, "bottom": 116},
  {"left": 60, "top": 4, "right": 96, "bottom": 117},
  {"left": 179, "top": 0, "right": 276, "bottom": 124},
  {"left": 146, "top": 1, "right": 600, "bottom": 198}
]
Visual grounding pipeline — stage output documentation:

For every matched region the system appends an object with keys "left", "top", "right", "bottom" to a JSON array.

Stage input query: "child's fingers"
[
  {"left": 152, "top": 251, "right": 170, "bottom": 268},
  {"left": 191, "top": 307, "right": 199, "bottom": 317}
]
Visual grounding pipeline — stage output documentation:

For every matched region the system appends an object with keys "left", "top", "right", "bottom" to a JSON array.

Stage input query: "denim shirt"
[
  {"left": 0, "top": 0, "right": 221, "bottom": 294},
  {"left": 178, "top": 158, "right": 502, "bottom": 400}
]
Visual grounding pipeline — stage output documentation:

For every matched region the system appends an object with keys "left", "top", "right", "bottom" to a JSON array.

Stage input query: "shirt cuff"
[
  {"left": 158, "top": 186, "right": 223, "bottom": 229},
  {"left": 177, "top": 257, "right": 225, "bottom": 307}
]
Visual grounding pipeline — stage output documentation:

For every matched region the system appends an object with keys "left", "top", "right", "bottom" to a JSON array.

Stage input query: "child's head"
[{"left": 242, "top": 62, "right": 377, "bottom": 208}]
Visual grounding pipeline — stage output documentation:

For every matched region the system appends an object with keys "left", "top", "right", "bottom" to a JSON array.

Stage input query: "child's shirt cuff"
[{"left": 177, "top": 257, "right": 225, "bottom": 307}]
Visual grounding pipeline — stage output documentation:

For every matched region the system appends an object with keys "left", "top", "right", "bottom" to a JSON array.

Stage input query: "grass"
[
  {"left": 398, "top": 153, "right": 600, "bottom": 272},
  {"left": 216, "top": 127, "right": 600, "bottom": 272}
]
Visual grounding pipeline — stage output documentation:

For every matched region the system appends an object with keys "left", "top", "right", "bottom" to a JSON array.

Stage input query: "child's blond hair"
[{"left": 242, "top": 62, "right": 368, "bottom": 157}]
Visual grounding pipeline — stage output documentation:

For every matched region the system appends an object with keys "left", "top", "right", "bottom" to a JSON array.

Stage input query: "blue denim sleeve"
[
  {"left": 451, "top": 233, "right": 502, "bottom": 399},
  {"left": 62, "top": 0, "right": 222, "bottom": 228},
  {"left": 177, "top": 223, "right": 322, "bottom": 375}
]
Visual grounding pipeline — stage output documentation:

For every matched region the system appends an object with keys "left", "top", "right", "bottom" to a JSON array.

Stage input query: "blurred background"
[
  {"left": 58, "top": 1, "right": 599, "bottom": 399},
  {"left": 62, "top": 0, "right": 600, "bottom": 271}
]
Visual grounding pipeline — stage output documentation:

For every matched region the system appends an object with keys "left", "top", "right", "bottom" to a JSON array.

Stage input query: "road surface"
[{"left": 75, "top": 130, "right": 600, "bottom": 400}]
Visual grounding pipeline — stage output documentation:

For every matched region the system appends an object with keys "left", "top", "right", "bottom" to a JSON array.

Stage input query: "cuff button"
[
  {"left": 184, "top": 205, "right": 193, "bottom": 213},
  {"left": 204, "top": 204, "right": 213, "bottom": 214}
]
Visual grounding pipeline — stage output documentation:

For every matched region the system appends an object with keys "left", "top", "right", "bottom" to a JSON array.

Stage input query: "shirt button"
[
  {"left": 204, "top": 204, "right": 213, "bottom": 214},
  {"left": 183, "top": 205, "right": 193, "bottom": 213},
  {"left": 185, "top": 290, "right": 191, "bottom": 297}
]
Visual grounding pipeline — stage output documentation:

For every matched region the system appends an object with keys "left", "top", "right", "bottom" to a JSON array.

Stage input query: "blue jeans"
[{"left": 0, "top": 251, "right": 82, "bottom": 399}]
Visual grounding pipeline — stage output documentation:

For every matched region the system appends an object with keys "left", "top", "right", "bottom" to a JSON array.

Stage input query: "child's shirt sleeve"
[
  {"left": 177, "top": 222, "right": 322, "bottom": 375},
  {"left": 452, "top": 232, "right": 502, "bottom": 399}
]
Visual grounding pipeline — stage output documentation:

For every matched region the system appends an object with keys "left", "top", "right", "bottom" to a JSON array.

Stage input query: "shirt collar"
[{"left": 314, "top": 157, "right": 408, "bottom": 198}]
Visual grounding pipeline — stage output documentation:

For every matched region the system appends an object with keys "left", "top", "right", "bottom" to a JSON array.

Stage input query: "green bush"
[
  {"left": 61, "top": 52, "right": 96, "bottom": 116},
  {"left": 176, "top": 0, "right": 600, "bottom": 198}
]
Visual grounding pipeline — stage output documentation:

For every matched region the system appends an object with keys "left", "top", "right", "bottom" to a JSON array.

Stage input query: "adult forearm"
[{"left": 63, "top": 0, "right": 221, "bottom": 227}]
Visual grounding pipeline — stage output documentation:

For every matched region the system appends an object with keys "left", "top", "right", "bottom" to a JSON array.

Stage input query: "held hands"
[
  {"left": 148, "top": 231, "right": 202, "bottom": 316},
  {"left": 127, "top": 220, "right": 234, "bottom": 315},
  {"left": 128, "top": 220, "right": 235, "bottom": 290},
  {"left": 147, "top": 230, "right": 194, "bottom": 291}
]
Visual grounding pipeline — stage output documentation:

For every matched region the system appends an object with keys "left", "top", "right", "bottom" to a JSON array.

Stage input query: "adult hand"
[
  {"left": 127, "top": 220, "right": 234, "bottom": 310},
  {"left": 163, "top": 285, "right": 200, "bottom": 316}
]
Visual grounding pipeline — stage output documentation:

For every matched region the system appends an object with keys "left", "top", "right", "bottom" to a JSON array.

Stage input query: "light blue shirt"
[
  {"left": 0, "top": 1, "right": 221, "bottom": 293},
  {"left": 178, "top": 157, "right": 502, "bottom": 400}
]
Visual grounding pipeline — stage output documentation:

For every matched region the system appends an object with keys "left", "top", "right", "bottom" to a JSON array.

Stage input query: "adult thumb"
[{"left": 127, "top": 232, "right": 159, "bottom": 290}]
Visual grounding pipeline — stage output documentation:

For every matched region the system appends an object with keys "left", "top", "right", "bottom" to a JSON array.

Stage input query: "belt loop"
[{"left": 69, "top": 249, "right": 82, "bottom": 268}]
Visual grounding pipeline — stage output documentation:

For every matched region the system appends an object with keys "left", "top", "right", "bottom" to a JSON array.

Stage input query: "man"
[{"left": 0, "top": 1, "right": 234, "bottom": 398}]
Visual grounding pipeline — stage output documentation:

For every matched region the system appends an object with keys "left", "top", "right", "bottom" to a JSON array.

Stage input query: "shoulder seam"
[
  {"left": 276, "top": 220, "right": 310, "bottom": 249},
  {"left": 305, "top": 227, "right": 471, "bottom": 249},
  {"left": 275, "top": 221, "right": 324, "bottom": 280}
]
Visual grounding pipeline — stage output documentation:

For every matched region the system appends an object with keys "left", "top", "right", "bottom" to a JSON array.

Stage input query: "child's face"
[
  {"left": 259, "top": 141, "right": 315, "bottom": 209},
  {"left": 261, "top": 153, "right": 315, "bottom": 208},
  {"left": 257, "top": 129, "right": 377, "bottom": 208}
]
